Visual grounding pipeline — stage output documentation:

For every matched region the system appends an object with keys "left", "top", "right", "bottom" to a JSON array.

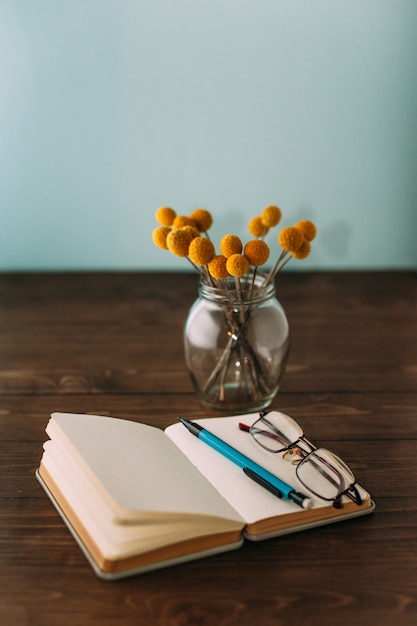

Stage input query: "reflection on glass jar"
[{"left": 184, "top": 275, "right": 290, "bottom": 414}]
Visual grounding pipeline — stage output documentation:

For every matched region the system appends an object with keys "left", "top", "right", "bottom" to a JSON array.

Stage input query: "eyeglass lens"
[
  {"left": 251, "top": 411, "right": 303, "bottom": 452},
  {"left": 296, "top": 449, "right": 356, "bottom": 501}
]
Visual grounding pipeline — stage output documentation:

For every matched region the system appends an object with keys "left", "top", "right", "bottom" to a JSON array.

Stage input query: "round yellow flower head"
[
  {"left": 292, "top": 239, "right": 311, "bottom": 260},
  {"left": 244, "top": 240, "right": 270, "bottom": 267},
  {"left": 155, "top": 206, "right": 176, "bottom": 226},
  {"left": 166, "top": 229, "right": 193, "bottom": 257},
  {"left": 226, "top": 254, "right": 250, "bottom": 278},
  {"left": 248, "top": 216, "right": 268, "bottom": 238},
  {"left": 278, "top": 226, "right": 304, "bottom": 253},
  {"left": 294, "top": 220, "right": 317, "bottom": 242},
  {"left": 208, "top": 255, "right": 229, "bottom": 280},
  {"left": 261, "top": 205, "right": 281, "bottom": 228},
  {"left": 181, "top": 225, "right": 200, "bottom": 240},
  {"left": 189, "top": 209, "right": 213, "bottom": 233},
  {"left": 172, "top": 215, "right": 197, "bottom": 229},
  {"left": 220, "top": 234, "right": 243, "bottom": 258},
  {"left": 188, "top": 237, "right": 215, "bottom": 266},
  {"left": 152, "top": 226, "right": 171, "bottom": 250}
]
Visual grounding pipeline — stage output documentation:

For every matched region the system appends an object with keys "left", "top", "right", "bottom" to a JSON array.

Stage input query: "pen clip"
[{"left": 243, "top": 467, "right": 283, "bottom": 499}]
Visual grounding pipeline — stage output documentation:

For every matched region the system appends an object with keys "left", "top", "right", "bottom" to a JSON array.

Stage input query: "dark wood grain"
[{"left": 1, "top": 270, "right": 416, "bottom": 626}]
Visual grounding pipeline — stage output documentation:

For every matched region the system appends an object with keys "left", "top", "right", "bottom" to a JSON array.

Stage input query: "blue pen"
[{"left": 179, "top": 418, "right": 313, "bottom": 510}]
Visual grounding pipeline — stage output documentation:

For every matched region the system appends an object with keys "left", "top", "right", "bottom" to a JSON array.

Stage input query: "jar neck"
[{"left": 198, "top": 273, "right": 276, "bottom": 306}]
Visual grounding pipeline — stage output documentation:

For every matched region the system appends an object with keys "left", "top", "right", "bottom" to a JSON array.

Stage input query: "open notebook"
[{"left": 36, "top": 412, "right": 375, "bottom": 579}]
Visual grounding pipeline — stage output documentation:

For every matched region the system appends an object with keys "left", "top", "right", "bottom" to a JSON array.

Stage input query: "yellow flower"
[
  {"left": 155, "top": 206, "right": 176, "bottom": 226},
  {"left": 152, "top": 226, "right": 171, "bottom": 250},
  {"left": 172, "top": 215, "right": 197, "bottom": 229},
  {"left": 188, "top": 237, "right": 215, "bottom": 266},
  {"left": 189, "top": 209, "right": 213, "bottom": 233},
  {"left": 248, "top": 216, "right": 268, "bottom": 238},
  {"left": 226, "top": 254, "right": 250, "bottom": 277},
  {"left": 278, "top": 226, "right": 304, "bottom": 253},
  {"left": 292, "top": 239, "right": 311, "bottom": 259},
  {"left": 181, "top": 225, "right": 200, "bottom": 240},
  {"left": 295, "top": 220, "right": 317, "bottom": 242},
  {"left": 166, "top": 229, "right": 193, "bottom": 257},
  {"left": 220, "top": 234, "right": 243, "bottom": 258},
  {"left": 244, "top": 240, "right": 270, "bottom": 266},
  {"left": 208, "top": 255, "right": 229, "bottom": 280},
  {"left": 261, "top": 205, "right": 281, "bottom": 228}
]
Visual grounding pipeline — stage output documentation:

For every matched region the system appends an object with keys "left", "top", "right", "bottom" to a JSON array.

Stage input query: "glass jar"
[{"left": 184, "top": 274, "right": 290, "bottom": 413}]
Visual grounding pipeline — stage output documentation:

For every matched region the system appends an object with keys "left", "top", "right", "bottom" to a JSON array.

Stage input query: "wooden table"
[{"left": 1, "top": 271, "right": 416, "bottom": 626}]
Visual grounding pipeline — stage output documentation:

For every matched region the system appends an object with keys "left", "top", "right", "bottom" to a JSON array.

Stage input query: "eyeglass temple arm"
[{"left": 344, "top": 484, "right": 363, "bottom": 506}]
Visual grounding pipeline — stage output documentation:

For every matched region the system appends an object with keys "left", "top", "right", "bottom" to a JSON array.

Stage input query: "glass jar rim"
[{"left": 198, "top": 273, "right": 276, "bottom": 306}]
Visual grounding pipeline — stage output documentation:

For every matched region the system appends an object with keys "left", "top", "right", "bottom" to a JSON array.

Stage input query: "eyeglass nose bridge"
[
  {"left": 282, "top": 447, "right": 303, "bottom": 464},
  {"left": 282, "top": 437, "right": 315, "bottom": 464}
]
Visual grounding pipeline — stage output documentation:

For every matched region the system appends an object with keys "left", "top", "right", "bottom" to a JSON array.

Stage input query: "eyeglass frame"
[{"left": 239, "top": 411, "right": 363, "bottom": 509}]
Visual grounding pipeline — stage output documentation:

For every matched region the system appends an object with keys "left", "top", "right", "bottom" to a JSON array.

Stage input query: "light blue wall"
[{"left": 1, "top": 0, "right": 416, "bottom": 271}]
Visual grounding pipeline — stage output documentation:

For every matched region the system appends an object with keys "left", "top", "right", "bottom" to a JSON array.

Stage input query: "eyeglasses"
[{"left": 239, "top": 411, "right": 362, "bottom": 509}]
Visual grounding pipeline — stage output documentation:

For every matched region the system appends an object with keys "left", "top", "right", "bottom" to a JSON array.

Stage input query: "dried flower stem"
[
  {"left": 234, "top": 276, "right": 246, "bottom": 325},
  {"left": 185, "top": 256, "right": 204, "bottom": 276},
  {"left": 202, "top": 299, "right": 270, "bottom": 402},
  {"left": 202, "top": 333, "right": 234, "bottom": 395},
  {"left": 262, "top": 250, "right": 287, "bottom": 287},
  {"left": 247, "top": 266, "right": 258, "bottom": 302}
]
